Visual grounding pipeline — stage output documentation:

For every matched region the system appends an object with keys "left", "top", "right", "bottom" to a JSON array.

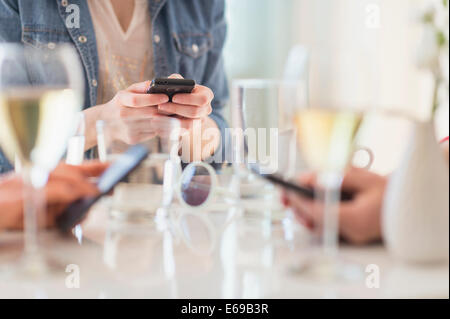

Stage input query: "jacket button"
[
  {"left": 47, "top": 42, "right": 56, "bottom": 50},
  {"left": 91, "top": 79, "right": 98, "bottom": 87},
  {"left": 153, "top": 35, "right": 161, "bottom": 44},
  {"left": 192, "top": 44, "right": 199, "bottom": 54},
  {"left": 78, "top": 35, "right": 87, "bottom": 43},
  {"left": 61, "top": 0, "right": 68, "bottom": 7}
]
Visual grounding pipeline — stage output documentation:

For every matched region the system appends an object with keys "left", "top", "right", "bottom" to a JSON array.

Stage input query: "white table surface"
[{"left": 0, "top": 199, "right": 448, "bottom": 299}]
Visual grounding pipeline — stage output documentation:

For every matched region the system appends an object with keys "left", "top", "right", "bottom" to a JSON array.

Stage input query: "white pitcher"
[{"left": 383, "top": 120, "right": 449, "bottom": 264}]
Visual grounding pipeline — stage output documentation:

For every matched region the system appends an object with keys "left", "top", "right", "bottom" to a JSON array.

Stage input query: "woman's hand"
[
  {"left": 157, "top": 74, "right": 213, "bottom": 119},
  {"left": 83, "top": 76, "right": 220, "bottom": 161},
  {"left": 158, "top": 74, "right": 219, "bottom": 162},
  {"left": 283, "top": 167, "right": 387, "bottom": 245},
  {"left": 0, "top": 162, "right": 108, "bottom": 230},
  {"left": 84, "top": 81, "right": 169, "bottom": 148}
]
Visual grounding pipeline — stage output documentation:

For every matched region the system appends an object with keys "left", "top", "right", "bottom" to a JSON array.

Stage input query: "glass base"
[
  {"left": 288, "top": 254, "right": 364, "bottom": 283},
  {"left": 18, "top": 252, "right": 48, "bottom": 278},
  {"left": 0, "top": 251, "right": 62, "bottom": 281}
]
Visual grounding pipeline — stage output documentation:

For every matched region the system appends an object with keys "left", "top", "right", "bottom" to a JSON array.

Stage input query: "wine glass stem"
[
  {"left": 22, "top": 165, "right": 46, "bottom": 258},
  {"left": 318, "top": 173, "right": 343, "bottom": 259}
]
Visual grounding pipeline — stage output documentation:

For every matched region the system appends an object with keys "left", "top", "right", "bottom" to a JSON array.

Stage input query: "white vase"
[{"left": 383, "top": 120, "right": 449, "bottom": 264}]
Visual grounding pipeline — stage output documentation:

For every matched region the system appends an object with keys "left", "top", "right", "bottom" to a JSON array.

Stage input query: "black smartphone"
[
  {"left": 56, "top": 144, "right": 149, "bottom": 233},
  {"left": 249, "top": 166, "right": 353, "bottom": 202},
  {"left": 147, "top": 78, "right": 196, "bottom": 102}
]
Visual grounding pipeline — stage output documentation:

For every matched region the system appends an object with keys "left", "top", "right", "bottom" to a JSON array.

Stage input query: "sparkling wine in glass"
[
  {"left": 292, "top": 105, "right": 365, "bottom": 281},
  {"left": 0, "top": 44, "right": 84, "bottom": 277}
]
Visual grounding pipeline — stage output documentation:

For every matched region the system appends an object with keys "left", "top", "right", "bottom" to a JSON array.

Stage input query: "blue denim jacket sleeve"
[
  {"left": 0, "top": 0, "right": 19, "bottom": 173},
  {"left": 155, "top": 0, "right": 229, "bottom": 164},
  {"left": 188, "top": 2, "right": 229, "bottom": 164},
  {"left": 0, "top": 0, "right": 229, "bottom": 173},
  {"left": 0, "top": 0, "right": 21, "bottom": 42}
]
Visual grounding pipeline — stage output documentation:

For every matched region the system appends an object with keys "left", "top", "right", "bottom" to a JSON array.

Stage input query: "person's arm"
[
  {"left": 199, "top": 1, "right": 229, "bottom": 164},
  {"left": 157, "top": 74, "right": 219, "bottom": 162},
  {"left": 82, "top": 82, "right": 170, "bottom": 150},
  {"left": 0, "top": 162, "right": 107, "bottom": 230},
  {"left": 284, "top": 137, "right": 450, "bottom": 245},
  {"left": 0, "top": 0, "right": 21, "bottom": 174},
  {"left": 283, "top": 168, "right": 387, "bottom": 245},
  {"left": 158, "top": 1, "right": 229, "bottom": 163},
  {"left": 82, "top": 76, "right": 220, "bottom": 162}
]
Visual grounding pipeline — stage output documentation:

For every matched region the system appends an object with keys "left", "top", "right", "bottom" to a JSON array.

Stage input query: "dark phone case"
[
  {"left": 248, "top": 165, "right": 353, "bottom": 202},
  {"left": 56, "top": 145, "right": 149, "bottom": 233},
  {"left": 147, "top": 78, "right": 195, "bottom": 102},
  {"left": 263, "top": 174, "right": 353, "bottom": 202}
]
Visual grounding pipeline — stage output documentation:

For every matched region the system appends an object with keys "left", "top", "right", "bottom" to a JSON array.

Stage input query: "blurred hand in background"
[
  {"left": 283, "top": 167, "right": 387, "bottom": 245},
  {"left": 0, "top": 162, "right": 108, "bottom": 230}
]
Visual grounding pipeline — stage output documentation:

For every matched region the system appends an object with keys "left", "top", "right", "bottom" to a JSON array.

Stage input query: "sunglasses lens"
[{"left": 180, "top": 165, "right": 212, "bottom": 207}]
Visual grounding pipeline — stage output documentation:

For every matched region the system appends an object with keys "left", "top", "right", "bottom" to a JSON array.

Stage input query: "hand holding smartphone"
[
  {"left": 56, "top": 145, "right": 149, "bottom": 233},
  {"left": 147, "top": 78, "right": 195, "bottom": 102},
  {"left": 249, "top": 165, "right": 353, "bottom": 202}
]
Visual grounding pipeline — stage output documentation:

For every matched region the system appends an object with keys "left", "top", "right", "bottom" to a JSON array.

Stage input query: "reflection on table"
[{"left": 0, "top": 194, "right": 448, "bottom": 299}]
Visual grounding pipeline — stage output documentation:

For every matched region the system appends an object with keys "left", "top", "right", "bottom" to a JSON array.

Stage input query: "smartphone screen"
[{"left": 56, "top": 145, "right": 149, "bottom": 232}]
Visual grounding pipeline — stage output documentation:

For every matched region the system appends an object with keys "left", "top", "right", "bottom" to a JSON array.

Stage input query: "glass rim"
[{"left": 0, "top": 42, "right": 85, "bottom": 98}]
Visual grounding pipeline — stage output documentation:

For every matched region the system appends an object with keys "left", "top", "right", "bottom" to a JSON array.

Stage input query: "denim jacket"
[{"left": 0, "top": 0, "right": 228, "bottom": 173}]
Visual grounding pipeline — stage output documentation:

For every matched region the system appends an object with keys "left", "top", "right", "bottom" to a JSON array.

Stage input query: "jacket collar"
[{"left": 149, "top": 0, "right": 168, "bottom": 23}]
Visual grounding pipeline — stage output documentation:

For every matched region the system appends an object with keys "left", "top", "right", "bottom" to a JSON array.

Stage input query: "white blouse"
[{"left": 88, "top": 0, "right": 155, "bottom": 104}]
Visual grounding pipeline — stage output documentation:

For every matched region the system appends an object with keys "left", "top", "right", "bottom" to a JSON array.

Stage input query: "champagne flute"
[
  {"left": 0, "top": 44, "right": 84, "bottom": 277},
  {"left": 291, "top": 97, "right": 367, "bottom": 282},
  {"left": 278, "top": 41, "right": 379, "bottom": 282}
]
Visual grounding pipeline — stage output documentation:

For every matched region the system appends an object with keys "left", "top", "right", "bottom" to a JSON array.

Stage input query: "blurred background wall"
[
  {"left": 224, "top": 0, "right": 297, "bottom": 79},
  {"left": 224, "top": 0, "right": 449, "bottom": 174}
]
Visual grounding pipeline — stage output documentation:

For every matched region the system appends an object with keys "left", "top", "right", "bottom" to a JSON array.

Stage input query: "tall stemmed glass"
[
  {"left": 270, "top": 43, "right": 372, "bottom": 281},
  {"left": 292, "top": 101, "right": 365, "bottom": 281},
  {"left": 0, "top": 44, "right": 84, "bottom": 276}
]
